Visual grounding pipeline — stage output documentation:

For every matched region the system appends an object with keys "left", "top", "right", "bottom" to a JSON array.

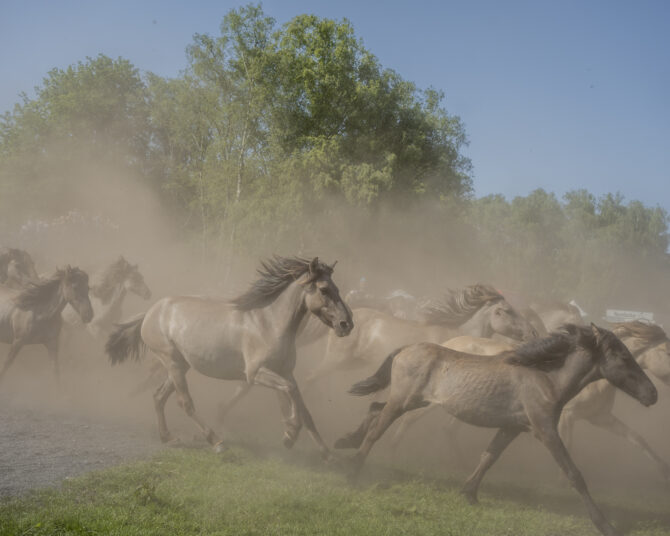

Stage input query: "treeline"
[{"left": 0, "top": 5, "right": 668, "bottom": 312}]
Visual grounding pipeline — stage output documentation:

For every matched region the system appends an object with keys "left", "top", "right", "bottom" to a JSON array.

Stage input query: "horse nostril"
[{"left": 339, "top": 320, "right": 349, "bottom": 330}]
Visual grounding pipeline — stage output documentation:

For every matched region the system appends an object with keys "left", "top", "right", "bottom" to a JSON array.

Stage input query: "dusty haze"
[{"left": 0, "top": 155, "right": 669, "bottom": 513}]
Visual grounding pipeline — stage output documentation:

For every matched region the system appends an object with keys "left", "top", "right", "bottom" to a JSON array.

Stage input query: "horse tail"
[
  {"left": 348, "top": 346, "right": 405, "bottom": 396},
  {"left": 106, "top": 313, "right": 146, "bottom": 365}
]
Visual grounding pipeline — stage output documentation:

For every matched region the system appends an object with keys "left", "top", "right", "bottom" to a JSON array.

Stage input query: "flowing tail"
[
  {"left": 348, "top": 346, "right": 405, "bottom": 396},
  {"left": 106, "top": 313, "right": 146, "bottom": 365}
]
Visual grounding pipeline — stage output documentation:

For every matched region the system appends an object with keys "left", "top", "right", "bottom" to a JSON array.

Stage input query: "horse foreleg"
[
  {"left": 45, "top": 339, "right": 60, "bottom": 384},
  {"left": 537, "top": 426, "right": 620, "bottom": 536},
  {"left": 217, "top": 382, "right": 252, "bottom": 424},
  {"left": 0, "top": 341, "right": 25, "bottom": 383},
  {"left": 589, "top": 412, "right": 670, "bottom": 481},
  {"left": 461, "top": 427, "right": 521, "bottom": 504},
  {"left": 252, "top": 367, "right": 301, "bottom": 448}
]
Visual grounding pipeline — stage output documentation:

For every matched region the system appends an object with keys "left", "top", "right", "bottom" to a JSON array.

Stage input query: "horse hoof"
[
  {"left": 460, "top": 489, "right": 479, "bottom": 505},
  {"left": 283, "top": 433, "right": 296, "bottom": 449},
  {"left": 213, "top": 441, "right": 228, "bottom": 454}
]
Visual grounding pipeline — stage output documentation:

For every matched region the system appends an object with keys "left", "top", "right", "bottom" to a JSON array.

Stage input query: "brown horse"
[
  {"left": 306, "top": 284, "right": 537, "bottom": 385},
  {"left": 0, "top": 247, "right": 39, "bottom": 289},
  {"left": 560, "top": 321, "right": 670, "bottom": 480},
  {"left": 336, "top": 324, "right": 657, "bottom": 536},
  {"left": 0, "top": 267, "right": 93, "bottom": 382},
  {"left": 62, "top": 256, "right": 151, "bottom": 338},
  {"left": 106, "top": 256, "right": 353, "bottom": 458}
]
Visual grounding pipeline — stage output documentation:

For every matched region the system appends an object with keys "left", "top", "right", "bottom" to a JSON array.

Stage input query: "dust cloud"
[{"left": 0, "top": 149, "right": 668, "bottom": 516}]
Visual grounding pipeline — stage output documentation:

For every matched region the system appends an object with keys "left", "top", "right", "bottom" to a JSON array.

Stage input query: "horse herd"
[{"left": 1, "top": 249, "right": 668, "bottom": 536}]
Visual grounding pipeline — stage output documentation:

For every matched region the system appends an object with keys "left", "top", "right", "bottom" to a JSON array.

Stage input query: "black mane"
[
  {"left": 505, "top": 324, "right": 600, "bottom": 371},
  {"left": 230, "top": 256, "right": 332, "bottom": 311}
]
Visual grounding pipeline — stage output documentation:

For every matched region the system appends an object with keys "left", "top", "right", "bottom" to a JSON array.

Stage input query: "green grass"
[{"left": 1, "top": 446, "right": 668, "bottom": 536}]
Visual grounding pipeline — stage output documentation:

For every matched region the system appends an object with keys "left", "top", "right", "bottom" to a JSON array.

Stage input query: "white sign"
[{"left": 604, "top": 309, "right": 654, "bottom": 323}]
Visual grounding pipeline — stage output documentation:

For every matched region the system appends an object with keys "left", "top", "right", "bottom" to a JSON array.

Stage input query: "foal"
[{"left": 336, "top": 324, "right": 657, "bottom": 536}]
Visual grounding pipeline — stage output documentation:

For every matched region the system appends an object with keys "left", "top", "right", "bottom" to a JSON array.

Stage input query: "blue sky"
[{"left": 1, "top": 1, "right": 668, "bottom": 209}]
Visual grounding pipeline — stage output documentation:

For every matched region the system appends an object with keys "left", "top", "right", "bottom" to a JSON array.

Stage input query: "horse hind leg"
[
  {"left": 348, "top": 400, "right": 408, "bottom": 481},
  {"left": 153, "top": 376, "right": 176, "bottom": 443},
  {"left": 0, "top": 341, "right": 25, "bottom": 384},
  {"left": 169, "top": 363, "right": 221, "bottom": 448},
  {"left": 335, "top": 401, "right": 386, "bottom": 450},
  {"left": 461, "top": 427, "right": 521, "bottom": 504}
]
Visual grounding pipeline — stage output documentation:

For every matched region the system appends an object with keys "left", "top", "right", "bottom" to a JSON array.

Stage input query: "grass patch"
[{"left": 1, "top": 446, "right": 668, "bottom": 536}]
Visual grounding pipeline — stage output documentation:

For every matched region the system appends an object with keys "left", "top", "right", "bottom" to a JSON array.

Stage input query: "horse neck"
[
  {"left": 546, "top": 347, "right": 601, "bottom": 405},
  {"left": 256, "top": 280, "right": 308, "bottom": 343},
  {"left": 38, "top": 280, "right": 69, "bottom": 319},
  {"left": 634, "top": 340, "right": 670, "bottom": 386},
  {"left": 456, "top": 305, "right": 493, "bottom": 337}
]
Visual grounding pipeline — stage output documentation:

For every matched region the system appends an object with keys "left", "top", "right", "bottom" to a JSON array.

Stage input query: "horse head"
[
  {"left": 594, "top": 323, "right": 657, "bottom": 407},
  {"left": 62, "top": 266, "right": 94, "bottom": 323},
  {"left": 300, "top": 257, "right": 353, "bottom": 337}
]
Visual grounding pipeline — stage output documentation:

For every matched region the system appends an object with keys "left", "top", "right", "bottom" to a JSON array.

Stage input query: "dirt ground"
[{"left": 0, "top": 399, "right": 157, "bottom": 497}]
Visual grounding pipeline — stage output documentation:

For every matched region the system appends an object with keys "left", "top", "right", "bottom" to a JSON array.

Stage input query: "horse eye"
[{"left": 319, "top": 287, "right": 328, "bottom": 295}]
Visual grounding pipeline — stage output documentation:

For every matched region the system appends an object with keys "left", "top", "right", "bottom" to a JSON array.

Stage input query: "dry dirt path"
[{"left": 0, "top": 397, "right": 159, "bottom": 497}]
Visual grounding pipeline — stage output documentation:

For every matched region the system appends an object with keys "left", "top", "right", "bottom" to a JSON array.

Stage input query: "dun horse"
[
  {"left": 63, "top": 256, "right": 151, "bottom": 338},
  {"left": 560, "top": 321, "right": 670, "bottom": 480},
  {"left": 336, "top": 324, "right": 657, "bottom": 536},
  {"left": 106, "top": 256, "right": 353, "bottom": 458},
  {"left": 0, "top": 266, "right": 93, "bottom": 382},
  {"left": 0, "top": 247, "right": 39, "bottom": 289},
  {"left": 306, "top": 284, "right": 537, "bottom": 385}
]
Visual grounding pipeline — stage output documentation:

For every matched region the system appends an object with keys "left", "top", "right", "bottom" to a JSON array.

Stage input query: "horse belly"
[
  {"left": 430, "top": 371, "right": 525, "bottom": 428},
  {"left": 185, "top": 349, "right": 246, "bottom": 381}
]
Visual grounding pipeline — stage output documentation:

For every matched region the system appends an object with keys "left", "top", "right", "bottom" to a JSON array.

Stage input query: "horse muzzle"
[{"left": 334, "top": 319, "right": 354, "bottom": 337}]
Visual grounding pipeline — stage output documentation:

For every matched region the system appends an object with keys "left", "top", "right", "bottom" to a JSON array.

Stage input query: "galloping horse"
[
  {"left": 560, "top": 321, "right": 670, "bottom": 480},
  {"left": 62, "top": 256, "right": 151, "bottom": 338},
  {"left": 106, "top": 256, "right": 353, "bottom": 457},
  {"left": 0, "top": 267, "right": 93, "bottom": 382},
  {"left": 336, "top": 324, "right": 657, "bottom": 536},
  {"left": 0, "top": 247, "right": 39, "bottom": 289},
  {"left": 306, "top": 284, "right": 537, "bottom": 385}
]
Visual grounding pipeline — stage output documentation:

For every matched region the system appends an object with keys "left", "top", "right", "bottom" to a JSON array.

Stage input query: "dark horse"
[
  {"left": 0, "top": 247, "right": 39, "bottom": 289},
  {"left": 336, "top": 324, "right": 657, "bottom": 536},
  {"left": 0, "top": 266, "right": 94, "bottom": 382},
  {"left": 106, "top": 256, "right": 353, "bottom": 458}
]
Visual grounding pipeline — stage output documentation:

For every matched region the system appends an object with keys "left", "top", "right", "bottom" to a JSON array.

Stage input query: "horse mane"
[
  {"left": 611, "top": 321, "right": 667, "bottom": 344},
  {"left": 420, "top": 283, "right": 504, "bottom": 326},
  {"left": 505, "top": 324, "right": 597, "bottom": 371},
  {"left": 532, "top": 300, "right": 578, "bottom": 314},
  {"left": 91, "top": 257, "right": 131, "bottom": 302},
  {"left": 230, "top": 256, "right": 332, "bottom": 311},
  {"left": 14, "top": 267, "right": 88, "bottom": 313},
  {"left": 0, "top": 247, "right": 35, "bottom": 282},
  {"left": 13, "top": 272, "right": 62, "bottom": 311}
]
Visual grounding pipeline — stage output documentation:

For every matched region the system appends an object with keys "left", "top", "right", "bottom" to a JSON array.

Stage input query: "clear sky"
[{"left": 1, "top": 1, "right": 668, "bottom": 209}]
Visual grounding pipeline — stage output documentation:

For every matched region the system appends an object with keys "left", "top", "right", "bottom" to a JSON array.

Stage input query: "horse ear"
[
  {"left": 590, "top": 322, "right": 602, "bottom": 342},
  {"left": 330, "top": 260, "right": 338, "bottom": 271},
  {"left": 309, "top": 257, "right": 319, "bottom": 276}
]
